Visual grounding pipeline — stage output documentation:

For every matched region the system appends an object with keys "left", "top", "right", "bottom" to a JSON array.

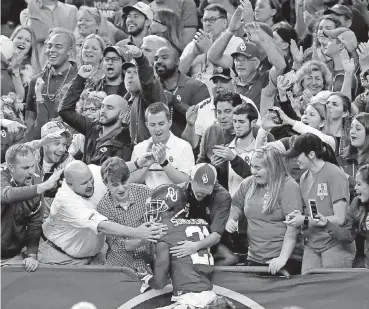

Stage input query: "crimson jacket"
[
  {"left": 1, "top": 166, "right": 43, "bottom": 259},
  {"left": 58, "top": 75, "right": 134, "bottom": 165}
]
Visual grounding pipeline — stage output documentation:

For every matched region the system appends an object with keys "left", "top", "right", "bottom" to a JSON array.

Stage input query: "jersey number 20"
[{"left": 185, "top": 226, "right": 214, "bottom": 266}]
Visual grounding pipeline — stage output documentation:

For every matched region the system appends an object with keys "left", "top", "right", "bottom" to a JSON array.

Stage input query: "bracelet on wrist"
[
  {"left": 134, "top": 159, "right": 141, "bottom": 170},
  {"left": 159, "top": 159, "right": 169, "bottom": 168}
]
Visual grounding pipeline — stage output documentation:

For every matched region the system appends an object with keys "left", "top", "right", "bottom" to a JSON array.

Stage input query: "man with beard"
[
  {"left": 26, "top": 31, "right": 78, "bottom": 140},
  {"left": 154, "top": 45, "right": 210, "bottom": 136},
  {"left": 26, "top": 121, "right": 74, "bottom": 219},
  {"left": 38, "top": 160, "right": 166, "bottom": 265},
  {"left": 1, "top": 144, "right": 63, "bottom": 272},
  {"left": 212, "top": 103, "right": 258, "bottom": 196},
  {"left": 179, "top": 4, "right": 243, "bottom": 92},
  {"left": 117, "top": 2, "right": 153, "bottom": 48},
  {"left": 92, "top": 46, "right": 127, "bottom": 97},
  {"left": 59, "top": 64, "right": 134, "bottom": 165}
]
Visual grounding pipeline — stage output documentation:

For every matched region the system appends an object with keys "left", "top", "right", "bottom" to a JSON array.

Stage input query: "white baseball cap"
[{"left": 122, "top": 2, "right": 153, "bottom": 21}]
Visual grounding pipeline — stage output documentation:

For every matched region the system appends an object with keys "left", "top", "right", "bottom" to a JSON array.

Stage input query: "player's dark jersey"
[{"left": 159, "top": 217, "right": 214, "bottom": 295}]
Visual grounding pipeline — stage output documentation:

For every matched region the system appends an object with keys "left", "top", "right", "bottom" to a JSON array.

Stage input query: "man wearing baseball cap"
[
  {"left": 118, "top": 2, "right": 153, "bottom": 47},
  {"left": 26, "top": 120, "right": 74, "bottom": 218},
  {"left": 324, "top": 3, "right": 368, "bottom": 43},
  {"left": 182, "top": 65, "right": 260, "bottom": 147},
  {"left": 90, "top": 46, "right": 127, "bottom": 97},
  {"left": 323, "top": 27, "right": 358, "bottom": 98},
  {"left": 208, "top": 12, "right": 280, "bottom": 109},
  {"left": 172, "top": 163, "right": 239, "bottom": 266}
]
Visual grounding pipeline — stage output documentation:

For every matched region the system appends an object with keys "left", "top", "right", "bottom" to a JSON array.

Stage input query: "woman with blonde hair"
[
  {"left": 149, "top": 9, "right": 184, "bottom": 52},
  {"left": 75, "top": 6, "right": 126, "bottom": 54},
  {"left": 77, "top": 34, "right": 106, "bottom": 86},
  {"left": 226, "top": 146, "right": 303, "bottom": 275},
  {"left": 9, "top": 26, "right": 42, "bottom": 102}
]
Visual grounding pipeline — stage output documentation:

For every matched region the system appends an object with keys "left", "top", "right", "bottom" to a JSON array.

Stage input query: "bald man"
[
  {"left": 26, "top": 31, "right": 78, "bottom": 140},
  {"left": 154, "top": 46, "right": 210, "bottom": 136},
  {"left": 59, "top": 65, "right": 134, "bottom": 165},
  {"left": 141, "top": 35, "right": 169, "bottom": 65},
  {"left": 39, "top": 160, "right": 166, "bottom": 265}
]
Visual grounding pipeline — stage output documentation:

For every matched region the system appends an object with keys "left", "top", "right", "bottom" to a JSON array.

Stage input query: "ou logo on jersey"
[{"left": 165, "top": 187, "right": 178, "bottom": 202}]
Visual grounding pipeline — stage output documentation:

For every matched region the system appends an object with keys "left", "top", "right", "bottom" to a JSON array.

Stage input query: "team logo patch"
[
  {"left": 165, "top": 187, "right": 178, "bottom": 202},
  {"left": 169, "top": 156, "right": 173, "bottom": 162},
  {"left": 176, "top": 95, "right": 181, "bottom": 102},
  {"left": 216, "top": 67, "right": 223, "bottom": 73},
  {"left": 1, "top": 130, "right": 7, "bottom": 138},
  {"left": 240, "top": 43, "right": 246, "bottom": 51},
  {"left": 100, "top": 147, "right": 108, "bottom": 153},
  {"left": 317, "top": 183, "right": 328, "bottom": 200},
  {"left": 202, "top": 174, "right": 208, "bottom": 184}
]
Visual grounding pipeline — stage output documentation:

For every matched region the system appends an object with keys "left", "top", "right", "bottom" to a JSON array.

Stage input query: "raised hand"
[
  {"left": 290, "top": 39, "right": 304, "bottom": 65},
  {"left": 228, "top": 5, "right": 244, "bottom": 33},
  {"left": 357, "top": 41, "right": 369, "bottom": 71},
  {"left": 341, "top": 49, "right": 355, "bottom": 75},
  {"left": 122, "top": 44, "right": 143, "bottom": 59},
  {"left": 186, "top": 105, "right": 199, "bottom": 126},
  {"left": 78, "top": 64, "right": 94, "bottom": 79},
  {"left": 277, "top": 75, "right": 292, "bottom": 98},
  {"left": 240, "top": 0, "right": 254, "bottom": 23},
  {"left": 40, "top": 131, "right": 63, "bottom": 147},
  {"left": 2, "top": 119, "right": 27, "bottom": 133},
  {"left": 194, "top": 30, "right": 212, "bottom": 54}
]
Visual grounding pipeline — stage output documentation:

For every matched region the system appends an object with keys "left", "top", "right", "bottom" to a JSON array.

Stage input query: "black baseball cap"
[
  {"left": 103, "top": 46, "right": 125, "bottom": 59},
  {"left": 324, "top": 4, "right": 353, "bottom": 20},
  {"left": 210, "top": 66, "right": 232, "bottom": 81}
]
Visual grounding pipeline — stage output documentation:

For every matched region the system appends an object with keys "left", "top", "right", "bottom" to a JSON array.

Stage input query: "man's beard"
[
  {"left": 155, "top": 66, "right": 176, "bottom": 79},
  {"left": 128, "top": 23, "right": 145, "bottom": 36},
  {"left": 99, "top": 114, "right": 120, "bottom": 127},
  {"left": 236, "top": 127, "right": 253, "bottom": 139}
]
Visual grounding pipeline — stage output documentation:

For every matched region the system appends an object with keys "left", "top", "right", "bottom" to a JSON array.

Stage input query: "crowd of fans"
[{"left": 1, "top": 0, "right": 369, "bottom": 280}]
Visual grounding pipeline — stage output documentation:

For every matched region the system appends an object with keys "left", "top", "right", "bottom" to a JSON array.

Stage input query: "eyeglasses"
[
  {"left": 201, "top": 16, "right": 225, "bottom": 24},
  {"left": 103, "top": 57, "right": 122, "bottom": 64},
  {"left": 153, "top": 19, "right": 165, "bottom": 26},
  {"left": 83, "top": 107, "right": 99, "bottom": 113}
]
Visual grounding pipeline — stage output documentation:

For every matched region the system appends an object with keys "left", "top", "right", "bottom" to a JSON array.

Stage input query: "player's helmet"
[{"left": 144, "top": 184, "right": 187, "bottom": 222}]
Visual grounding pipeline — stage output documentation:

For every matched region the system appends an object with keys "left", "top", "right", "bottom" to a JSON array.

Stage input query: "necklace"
[{"left": 46, "top": 64, "right": 72, "bottom": 101}]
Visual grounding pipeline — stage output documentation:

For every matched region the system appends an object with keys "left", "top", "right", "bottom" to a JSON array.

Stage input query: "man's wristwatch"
[{"left": 159, "top": 159, "right": 169, "bottom": 167}]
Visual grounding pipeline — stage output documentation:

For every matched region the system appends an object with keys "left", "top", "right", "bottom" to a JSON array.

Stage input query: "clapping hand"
[
  {"left": 212, "top": 145, "right": 236, "bottom": 161},
  {"left": 194, "top": 30, "right": 212, "bottom": 54},
  {"left": 186, "top": 105, "right": 199, "bottom": 126},
  {"left": 152, "top": 143, "right": 167, "bottom": 165}
]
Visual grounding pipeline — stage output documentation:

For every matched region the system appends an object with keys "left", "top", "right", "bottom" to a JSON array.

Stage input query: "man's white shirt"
[
  {"left": 42, "top": 165, "right": 108, "bottom": 258},
  {"left": 131, "top": 133, "right": 195, "bottom": 189}
]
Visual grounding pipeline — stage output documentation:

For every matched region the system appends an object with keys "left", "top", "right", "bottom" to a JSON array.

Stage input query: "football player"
[{"left": 138, "top": 184, "right": 235, "bottom": 309}]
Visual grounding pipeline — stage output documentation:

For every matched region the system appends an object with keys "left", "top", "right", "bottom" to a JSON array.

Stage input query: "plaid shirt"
[{"left": 97, "top": 184, "right": 153, "bottom": 269}]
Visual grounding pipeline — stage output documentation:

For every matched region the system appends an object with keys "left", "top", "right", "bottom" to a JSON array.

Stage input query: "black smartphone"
[
  {"left": 268, "top": 108, "right": 283, "bottom": 125},
  {"left": 308, "top": 199, "right": 319, "bottom": 219}
]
